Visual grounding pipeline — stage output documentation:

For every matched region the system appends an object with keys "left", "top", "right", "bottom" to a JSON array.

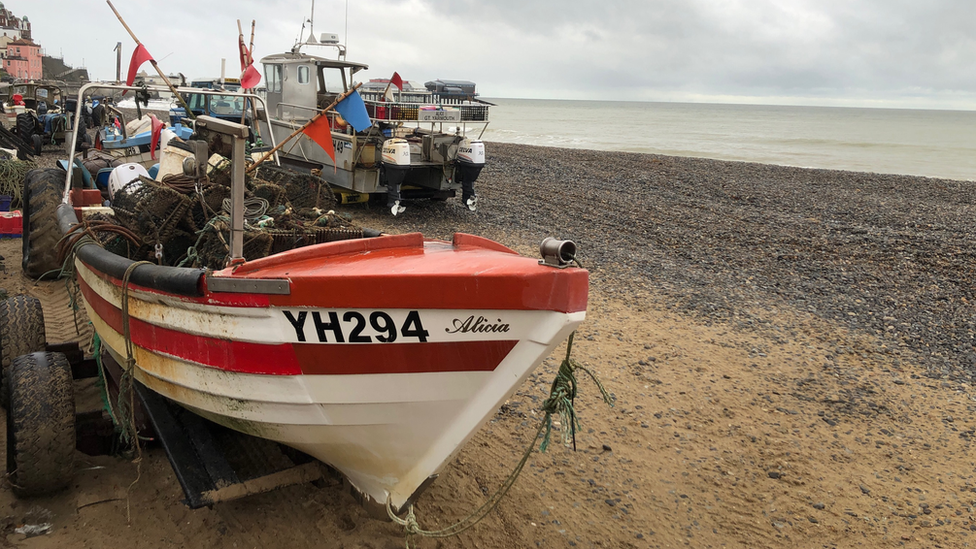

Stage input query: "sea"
[{"left": 476, "top": 99, "right": 976, "bottom": 182}]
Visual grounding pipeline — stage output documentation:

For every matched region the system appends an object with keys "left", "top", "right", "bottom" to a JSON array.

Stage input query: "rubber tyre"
[
  {"left": 6, "top": 351, "right": 75, "bottom": 497},
  {"left": 16, "top": 112, "right": 35, "bottom": 141},
  {"left": 22, "top": 168, "right": 64, "bottom": 279},
  {"left": 0, "top": 295, "right": 46, "bottom": 409},
  {"left": 31, "top": 133, "right": 42, "bottom": 156}
]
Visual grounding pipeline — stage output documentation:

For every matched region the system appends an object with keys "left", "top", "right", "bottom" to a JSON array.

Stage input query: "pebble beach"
[{"left": 363, "top": 142, "right": 976, "bottom": 382}]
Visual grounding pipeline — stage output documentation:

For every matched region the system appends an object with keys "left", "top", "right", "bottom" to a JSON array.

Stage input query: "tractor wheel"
[
  {"left": 0, "top": 295, "right": 46, "bottom": 410},
  {"left": 15, "top": 112, "right": 35, "bottom": 141},
  {"left": 6, "top": 351, "right": 75, "bottom": 497},
  {"left": 22, "top": 168, "right": 64, "bottom": 279},
  {"left": 31, "top": 134, "right": 42, "bottom": 156}
]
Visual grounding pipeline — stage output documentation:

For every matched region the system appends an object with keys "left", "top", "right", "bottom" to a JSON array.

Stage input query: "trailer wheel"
[
  {"left": 22, "top": 168, "right": 64, "bottom": 279},
  {"left": 0, "top": 295, "right": 46, "bottom": 410},
  {"left": 6, "top": 351, "right": 75, "bottom": 497}
]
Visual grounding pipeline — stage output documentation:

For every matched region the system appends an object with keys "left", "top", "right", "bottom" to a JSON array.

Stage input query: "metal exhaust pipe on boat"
[{"left": 540, "top": 237, "right": 577, "bottom": 268}]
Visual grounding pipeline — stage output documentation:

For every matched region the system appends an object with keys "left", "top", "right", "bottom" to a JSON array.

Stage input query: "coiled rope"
[
  {"left": 222, "top": 196, "right": 269, "bottom": 221},
  {"left": 387, "top": 332, "right": 613, "bottom": 547}
]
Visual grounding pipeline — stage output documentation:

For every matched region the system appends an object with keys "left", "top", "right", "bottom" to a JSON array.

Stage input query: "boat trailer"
[{"left": 8, "top": 323, "right": 331, "bottom": 509}]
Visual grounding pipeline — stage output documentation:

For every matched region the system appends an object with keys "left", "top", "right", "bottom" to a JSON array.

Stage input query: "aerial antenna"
[
  {"left": 344, "top": 0, "right": 348, "bottom": 54},
  {"left": 306, "top": 0, "right": 317, "bottom": 44}
]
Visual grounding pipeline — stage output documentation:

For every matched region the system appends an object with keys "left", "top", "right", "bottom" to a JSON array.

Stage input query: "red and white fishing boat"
[{"left": 40, "top": 83, "right": 587, "bottom": 512}]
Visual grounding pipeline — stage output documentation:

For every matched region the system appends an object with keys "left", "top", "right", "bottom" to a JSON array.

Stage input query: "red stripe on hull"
[
  {"left": 293, "top": 340, "right": 516, "bottom": 375},
  {"left": 79, "top": 270, "right": 516, "bottom": 376},
  {"left": 80, "top": 275, "right": 303, "bottom": 375}
]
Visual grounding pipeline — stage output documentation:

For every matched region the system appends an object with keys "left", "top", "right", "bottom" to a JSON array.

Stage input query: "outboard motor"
[
  {"left": 456, "top": 138, "right": 485, "bottom": 211},
  {"left": 107, "top": 163, "right": 150, "bottom": 200},
  {"left": 382, "top": 138, "right": 410, "bottom": 216}
]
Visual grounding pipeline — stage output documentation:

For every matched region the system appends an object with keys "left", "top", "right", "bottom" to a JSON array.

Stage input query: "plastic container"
[
  {"left": 0, "top": 195, "right": 11, "bottom": 212},
  {"left": 0, "top": 210, "right": 22, "bottom": 238}
]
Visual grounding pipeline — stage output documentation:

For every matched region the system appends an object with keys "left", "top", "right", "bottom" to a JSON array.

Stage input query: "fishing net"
[
  {"left": 93, "top": 153, "right": 360, "bottom": 269},
  {"left": 112, "top": 176, "right": 193, "bottom": 249},
  {"left": 254, "top": 164, "right": 337, "bottom": 211},
  {"left": 0, "top": 159, "right": 37, "bottom": 209}
]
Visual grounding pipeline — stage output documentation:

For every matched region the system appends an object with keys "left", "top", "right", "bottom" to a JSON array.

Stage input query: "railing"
[
  {"left": 273, "top": 98, "right": 489, "bottom": 124},
  {"left": 362, "top": 100, "right": 488, "bottom": 123}
]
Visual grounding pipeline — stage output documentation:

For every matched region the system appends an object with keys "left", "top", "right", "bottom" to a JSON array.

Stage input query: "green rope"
[
  {"left": 388, "top": 332, "right": 614, "bottom": 547},
  {"left": 177, "top": 215, "right": 230, "bottom": 268},
  {"left": 92, "top": 332, "right": 122, "bottom": 429}
]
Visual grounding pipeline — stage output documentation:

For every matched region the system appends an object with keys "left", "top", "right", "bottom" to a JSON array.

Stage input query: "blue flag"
[{"left": 335, "top": 90, "right": 372, "bottom": 132}]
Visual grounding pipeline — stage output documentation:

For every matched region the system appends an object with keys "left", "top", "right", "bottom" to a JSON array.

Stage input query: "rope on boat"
[
  {"left": 222, "top": 196, "right": 270, "bottom": 221},
  {"left": 116, "top": 260, "right": 153, "bottom": 450},
  {"left": 387, "top": 332, "right": 614, "bottom": 547},
  {"left": 177, "top": 214, "right": 231, "bottom": 268},
  {"left": 92, "top": 332, "right": 121, "bottom": 429},
  {"left": 118, "top": 259, "right": 153, "bottom": 523}
]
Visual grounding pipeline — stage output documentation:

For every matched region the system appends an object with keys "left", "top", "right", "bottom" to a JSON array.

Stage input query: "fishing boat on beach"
[
  {"left": 259, "top": 26, "right": 491, "bottom": 211},
  {"left": 8, "top": 82, "right": 587, "bottom": 515}
]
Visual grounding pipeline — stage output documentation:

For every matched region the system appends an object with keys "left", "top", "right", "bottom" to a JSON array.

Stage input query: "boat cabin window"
[
  {"left": 298, "top": 65, "right": 311, "bottom": 85},
  {"left": 320, "top": 66, "right": 348, "bottom": 94},
  {"left": 266, "top": 64, "right": 282, "bottom": 93}
]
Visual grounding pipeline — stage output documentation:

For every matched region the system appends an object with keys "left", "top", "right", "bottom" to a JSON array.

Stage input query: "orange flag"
[{"left": 302, "top": 115, "right": 335, "bottom": 165}]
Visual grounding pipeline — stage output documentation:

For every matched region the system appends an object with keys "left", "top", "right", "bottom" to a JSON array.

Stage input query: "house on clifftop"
[{"left": 5, "top": 37, "right": 39, "bottom": 80}]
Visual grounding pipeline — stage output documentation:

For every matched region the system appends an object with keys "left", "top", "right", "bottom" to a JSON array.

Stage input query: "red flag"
[
  {"left": 149, "top": 114, "right": 165, "bottom": 160},
  {"left": 241, "top": 64, "right": 261, "bottom": 90},
  {"left": 302, "top": 115, "right": 335, "bottom": 165},
  {"left": 390, "top": 72, "right": 403, "bottom": 90},
  {"left": 126, "top": 44, "right": 154, "bottom": 86}
]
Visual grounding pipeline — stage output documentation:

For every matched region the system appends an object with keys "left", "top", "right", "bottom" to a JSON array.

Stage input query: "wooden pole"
[
  {"left": 248, "top": 21, "right": 256, "bottom": 66},
  {"left": 247, "top": 20, "right": 263, "bottom": 140},
  {"left": 106, "top": 0, "right": 194, "bottom": 118},
  {"left": 237, "top": 20, "right": 247, "bottom": 126},
  {"left": 247, "top": 82, "right": 362, "bottom": 173},
  {"left": 114, "top": 42, "right": 121, "bottom": 84}
]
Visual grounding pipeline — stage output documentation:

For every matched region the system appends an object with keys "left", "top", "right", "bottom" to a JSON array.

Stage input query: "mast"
[{"left": 308, "top": 0, "right": 315, "bottom": 42}]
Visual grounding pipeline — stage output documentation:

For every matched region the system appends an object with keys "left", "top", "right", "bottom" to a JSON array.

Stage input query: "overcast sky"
[{"left": 24, "top": 0, "right": 976, "bottom": 109}]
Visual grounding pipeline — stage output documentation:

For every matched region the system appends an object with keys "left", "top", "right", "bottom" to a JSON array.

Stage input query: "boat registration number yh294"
[
  {"left": 283, "top": 310, "right": 429, "bottom": 343},
  {"left": 280, "top": 309, "right": 516, "bottom": 344}
]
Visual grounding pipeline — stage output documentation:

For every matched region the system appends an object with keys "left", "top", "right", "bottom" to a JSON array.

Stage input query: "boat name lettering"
[
  {"left": 445, "top": 316, "right": 511, "bottom": 334},
  {"left": 334, "top": 139, "right": 349, "bottom": 153},
  {"left": 419, "top": 110, "right": 461, "bottom": 122},
  {"left": 282, "top": 310, "right": 430, "bottom": 343}
]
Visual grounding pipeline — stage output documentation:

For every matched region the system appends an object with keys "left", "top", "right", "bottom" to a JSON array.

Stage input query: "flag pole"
[
  {"left": 237, "top": 19, "right": 248, "bottom": 127},
  {"left": 247, "top": 82, "right": 363, "bottom": 173},
  {"left": 246, "top": 19, "right": 263, "bottom": 141},
  {"left": 106, "top": 0, "right": 194, "bottom": 119}
]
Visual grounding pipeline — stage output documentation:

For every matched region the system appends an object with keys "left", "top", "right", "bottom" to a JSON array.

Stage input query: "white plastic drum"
[{"left": 107, "top": 163, "right": 149, "bottom": 200}]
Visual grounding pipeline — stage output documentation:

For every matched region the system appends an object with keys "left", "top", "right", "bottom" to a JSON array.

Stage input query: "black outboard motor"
[{"left": 455, "top": 138, "right": 485, "bottom": 211}]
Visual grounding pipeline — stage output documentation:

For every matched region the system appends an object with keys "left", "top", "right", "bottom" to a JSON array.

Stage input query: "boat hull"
[{"left": 74, "top": 233, "right": 587, "bottom": 509}]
